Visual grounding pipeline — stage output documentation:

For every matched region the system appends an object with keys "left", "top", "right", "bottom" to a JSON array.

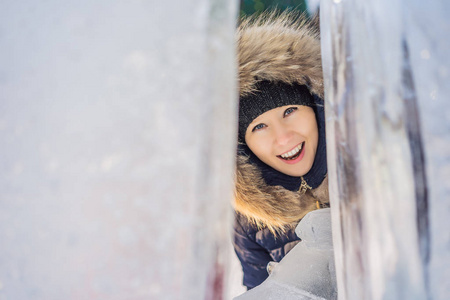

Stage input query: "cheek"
[
  {"left": 307, "top": 122, "right": 319, "bottom": 151},
  {"left": 246, "top": 137, "right": 272, "bottom": 159},
  {"left": 297, "top": 113, "right": 318, "bottom": 139}
]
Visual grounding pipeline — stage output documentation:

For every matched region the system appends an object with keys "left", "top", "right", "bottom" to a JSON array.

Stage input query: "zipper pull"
[{"left": 298, "top": 176, "right": 312, "bottom": 194}]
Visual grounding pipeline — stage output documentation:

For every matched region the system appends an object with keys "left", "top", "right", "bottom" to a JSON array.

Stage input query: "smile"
[{"left": 277, "top": 142, "right": 305, "bottom": 161}]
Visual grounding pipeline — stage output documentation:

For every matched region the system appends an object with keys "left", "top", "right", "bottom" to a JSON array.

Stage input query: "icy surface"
[
  {"left": 404, "top": 2, "right": 450, "bottom": 299},
  {"left": 235, "top": 209, "right": 336, "bottom": 300},
  {"left": 321, "top": 0, "right": 450, "bottom": 299},
  {"left": 0, "top": 1, "right": 237, "bottom": 299}
]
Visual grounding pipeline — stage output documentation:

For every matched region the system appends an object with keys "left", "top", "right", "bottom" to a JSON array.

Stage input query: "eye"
[
  {"left": 252, "top": 123, "right": 266, "bottom": 132},
  {"left": 284, "top": 107, "right": 298, "bottom": 117}
]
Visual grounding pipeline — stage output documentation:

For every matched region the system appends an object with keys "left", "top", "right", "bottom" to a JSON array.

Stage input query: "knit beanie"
[{"left": 238, "top": 80, "right": 315, "bottom": 143}]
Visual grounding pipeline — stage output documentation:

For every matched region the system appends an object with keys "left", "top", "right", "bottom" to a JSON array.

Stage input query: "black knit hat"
[{"left": 238, "top": 80, "right": 315, "bottom": 143}]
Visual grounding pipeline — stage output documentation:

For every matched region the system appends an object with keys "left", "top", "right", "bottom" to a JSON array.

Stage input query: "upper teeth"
[{"left": 280, "top": 143, "right": 303, "bottom": 158}]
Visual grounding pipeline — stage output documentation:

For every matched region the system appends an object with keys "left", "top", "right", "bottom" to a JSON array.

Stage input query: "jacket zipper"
[{"left": 298, "top": 176, "right": 312, "bottom": 194}]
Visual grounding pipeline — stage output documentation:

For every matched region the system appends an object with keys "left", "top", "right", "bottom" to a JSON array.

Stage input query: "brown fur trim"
[
  {"left": 234, "top": 155, "right": 329, "bottom": 234},
  {"left": 310, "top": 176, "right": 329, "bottom": 202},
  {"left": 237, "top": 10, "right": 323, "bottom": 98}
]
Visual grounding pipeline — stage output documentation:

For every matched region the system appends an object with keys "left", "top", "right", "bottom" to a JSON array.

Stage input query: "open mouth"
[{"left": 277, "top": 142, "right": 305, "bottom": 161}]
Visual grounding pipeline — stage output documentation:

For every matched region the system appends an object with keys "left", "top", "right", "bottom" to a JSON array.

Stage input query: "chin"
[
  {"left": 287, "top": 170, "right": 308, "bottom": 177},
  {"left": 278, "top": 166, "right": 311, "bottom": 177}
]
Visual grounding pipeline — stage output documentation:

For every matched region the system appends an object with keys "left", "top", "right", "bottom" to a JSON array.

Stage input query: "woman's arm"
[{"left": 233, "top": 214, "right": 273, "bottom": 290}]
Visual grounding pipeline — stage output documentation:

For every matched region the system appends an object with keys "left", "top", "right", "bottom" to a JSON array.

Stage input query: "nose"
[{"left": 273, "top": 123, "right": 293, "bottom": 146}]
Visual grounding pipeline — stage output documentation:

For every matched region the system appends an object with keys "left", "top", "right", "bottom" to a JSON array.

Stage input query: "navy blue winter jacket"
[{"left": 233, "top": 212, "right": 300, "bottom": 289}]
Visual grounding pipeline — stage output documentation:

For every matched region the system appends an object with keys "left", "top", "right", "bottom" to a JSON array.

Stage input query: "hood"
[
  {"left": 234, "top": 11, "right": 328, "bottom": 233},
  {"left": 238, "top": 11, "right": 323, "bottom": 98}
]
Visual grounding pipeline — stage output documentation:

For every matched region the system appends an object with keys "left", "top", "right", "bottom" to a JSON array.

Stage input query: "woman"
[{"left": 233, "top": 11, "right": 329, "bottom": 290}]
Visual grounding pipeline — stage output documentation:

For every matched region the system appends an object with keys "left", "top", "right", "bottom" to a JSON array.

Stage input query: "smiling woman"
[
  {"left": 232, "top": 11, "right": 329, "bottom": 290},
  {"left": 245, "top": 104, "right": 318, "bottom": 177}
]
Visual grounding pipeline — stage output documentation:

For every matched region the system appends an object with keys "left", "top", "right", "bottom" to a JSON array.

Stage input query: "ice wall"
[
  {"left": 321, "top": 0, "right": 450, "bottom": 299},
  {"left": 0, "top": 1, "right": 237, "bottom": 299}
]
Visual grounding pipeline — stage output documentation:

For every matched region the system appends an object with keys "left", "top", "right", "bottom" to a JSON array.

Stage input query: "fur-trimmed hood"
[
  {"left": 234, "top": 11, "right": 328, "bottom": 234},
  {"left": 238, "top": 11, "right": 323, "bottom": 98}
]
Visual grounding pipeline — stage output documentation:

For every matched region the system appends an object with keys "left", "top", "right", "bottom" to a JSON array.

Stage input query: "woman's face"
[{"left": 245, "top": 105, "right": 319, "bottom": 177}]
